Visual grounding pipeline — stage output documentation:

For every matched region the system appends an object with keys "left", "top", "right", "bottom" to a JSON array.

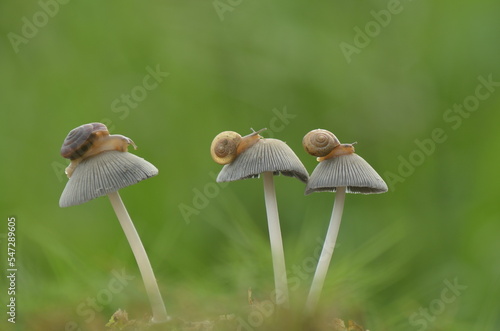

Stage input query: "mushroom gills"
[
  {"left": 216, "top": 138, "right": 309, "bottom": 183},
  {"left": 59, "top": 151, "right": 158, "bottom": 207},
  {"left": 305, "top": 153, "right": 387, "bottom": 195}
]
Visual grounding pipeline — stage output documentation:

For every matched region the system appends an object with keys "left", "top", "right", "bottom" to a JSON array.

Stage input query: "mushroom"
[
  {"left": 211, "top": 129, "right": 309, "bottom": 307},
  {"left": 302, "top": 129, "right": 388, "bottom": 313},
  {"left": 59, "top": 123, "right": 169, "bottom": 323}
]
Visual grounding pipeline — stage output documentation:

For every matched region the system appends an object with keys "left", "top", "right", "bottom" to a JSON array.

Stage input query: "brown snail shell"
[
  {"left": 302, "top": 129, "right": 340, "bottom": 157},
  {"left": 61, "top": 123, "right": 109, "bottom": 159}
]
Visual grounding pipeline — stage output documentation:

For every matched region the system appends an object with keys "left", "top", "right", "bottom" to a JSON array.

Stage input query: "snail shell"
[
  {"left": 302, "top": 129, "right": 340, "bottom": 157},
  {"left": 210, "top": 131, "right": 242, "bottom": 165},
  {"left": 61, "top": 123, "right": 109, "bottom": 159}
]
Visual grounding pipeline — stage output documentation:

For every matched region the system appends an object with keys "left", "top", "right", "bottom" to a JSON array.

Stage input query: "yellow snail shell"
[
  {"left": 210, "top": 130, "right": 264, "bottom": 165},
  {"left": 210, "top": 131, "right": 243, "bottom": 165}
]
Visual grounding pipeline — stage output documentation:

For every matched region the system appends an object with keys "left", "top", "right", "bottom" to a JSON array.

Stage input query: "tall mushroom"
[
  {"left": 210, "top": 129, "right": 309, "bottom": 307},
  {"left": 59, "top": 122, "right": 169, "bottom": 324},
  {"left": 302, "top": 129, "right": 388, "bottom": 314}
]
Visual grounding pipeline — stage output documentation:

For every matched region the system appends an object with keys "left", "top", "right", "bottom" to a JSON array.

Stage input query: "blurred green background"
[{"left": 1, "top": 0, "right": 499, "bottom": 330}]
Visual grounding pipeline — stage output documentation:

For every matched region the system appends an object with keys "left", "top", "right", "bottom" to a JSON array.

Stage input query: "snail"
[
  {"left": 61, "top": 122, "right": 137, "bottom": 178},
  {"left": 302, "top": 129, "right": 355, "bottom": 161},
  {"left": 210, "top": 129, "right": 265, "bottom": 165}
]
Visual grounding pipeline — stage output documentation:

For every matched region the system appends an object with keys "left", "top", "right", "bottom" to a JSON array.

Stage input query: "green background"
[{"left": 1, "top": 0, "right": 499, "bottom": 330}]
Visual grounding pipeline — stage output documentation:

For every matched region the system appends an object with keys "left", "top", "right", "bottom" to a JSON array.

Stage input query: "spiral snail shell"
[
  {"left": 210, "top": 129, "right": 263, "bottom": 165},
  {"left": 61, "top": 122, "right": 137, "bottom": 178},
  {"left": 303, "top": 129, "right": 355, "bottom": 161},
  {"left": 61, "top": 123, "right": 108, "bottom": 159},
  {"left": 302, "top": 129, "right": 340, "bottom": 157}
]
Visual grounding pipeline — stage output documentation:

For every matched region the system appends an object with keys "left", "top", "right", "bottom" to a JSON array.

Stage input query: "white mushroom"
[
  {"left": 59, "top": 123, "right": 169, "bottom": 324},
  {"left": 302, "top": 129, "right": 388, "bottom": 314},
  {"left": 211, "top": 129, "right": 309, "bottom": 307}
]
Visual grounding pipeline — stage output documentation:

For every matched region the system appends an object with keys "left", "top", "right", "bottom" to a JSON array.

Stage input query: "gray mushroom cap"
[
  {"left": 59, "top": 151, "right": 158, "bottom": 207},
  {"left": 216, "top": 138, "right": 309, "bottom": 183},
  {"left": 305, "top": 153, "right": 388, "bottom": 195}
]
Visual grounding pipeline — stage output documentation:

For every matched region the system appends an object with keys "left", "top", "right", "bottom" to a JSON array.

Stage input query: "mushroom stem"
[
  {"left": 107, "top": 191, "right": 169, "bottom": 323},
  {"left": 262, "top": 171, "right": 289, "bottom": 307},
  {"left": 305, "top": 186, "right": 346, "bottom": 314}
]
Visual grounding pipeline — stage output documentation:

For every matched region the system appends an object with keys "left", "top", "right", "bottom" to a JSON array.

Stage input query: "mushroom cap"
[
  {"left": 216, "top": 138, "right": 309, "bottom": 183},
  {"left": 59, "top": 151, "right": 158, "bottom": 207},
  {"left": 305, "top": 153, "right": 388, "bottom": 195}
]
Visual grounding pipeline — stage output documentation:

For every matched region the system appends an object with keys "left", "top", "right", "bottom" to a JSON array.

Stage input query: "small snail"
[
  {"left": 302, "top": 129, "right": 355, "bottom": 161},
  {"left": 210, "top": 129, "right": 265, "bottom": 165},
  {"left": 61, "top": 122, "right": 137, "bottom": 178}
]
